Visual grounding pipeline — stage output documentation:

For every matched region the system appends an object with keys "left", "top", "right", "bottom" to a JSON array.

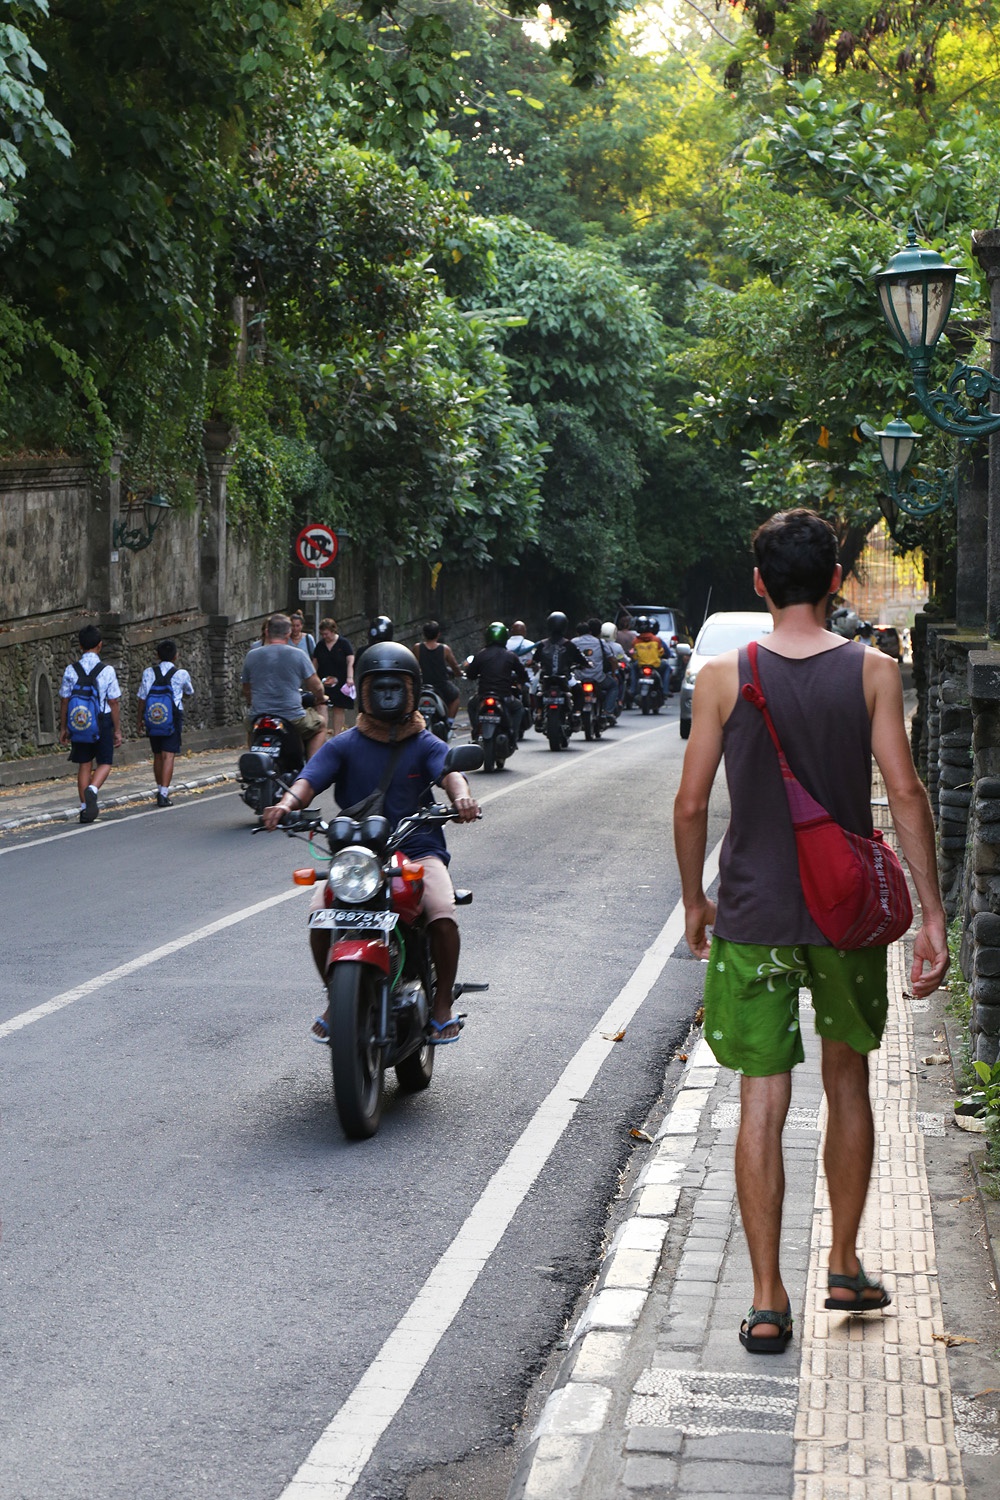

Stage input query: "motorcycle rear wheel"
[
  {"left": 546, "top": 708, "right": 564, "bottom": 751},
  {"left": 483, "top": 739, "right": 497, "bottom": 773},
  {"left": 583, "top": 713, "right": 593, "bottom": 741},
  {"left": 640, "top": 697, "right": 651, "bottom": 715},
  {"left": 329, "top": 963, "right": 385, "bottom": 1139}
]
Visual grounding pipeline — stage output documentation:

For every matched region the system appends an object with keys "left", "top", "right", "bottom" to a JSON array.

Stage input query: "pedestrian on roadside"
[
  {"left": 136, "top": 638, "right": 194, "bottom": 808},
  {"left": 673, "top": 508, "right": 949, "bottom": 1355},
  {"left": 59, "top": 623, "right": 123, "bottom": 824},
  {"left": 312, "top": 618, "right": 355, "bottom": 736},
  {"left": 288, "top": 611, "right": 317, "bottom": 659}
]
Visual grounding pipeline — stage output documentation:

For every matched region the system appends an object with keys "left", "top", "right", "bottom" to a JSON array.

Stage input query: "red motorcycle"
[{"left": 280, "top": 745, "right": 485, "bottom": 1139}]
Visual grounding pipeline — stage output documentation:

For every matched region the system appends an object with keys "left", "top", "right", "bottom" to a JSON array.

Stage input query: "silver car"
[{"left": 678, "top": 611, "right": 773, "bottom": 739}]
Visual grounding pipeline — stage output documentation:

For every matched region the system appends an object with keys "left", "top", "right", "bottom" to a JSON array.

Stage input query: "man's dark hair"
[
  {"left": 587, "top": 617, "right": 601, "bottom": 635},
  {"left": 752, "top": 509, "right": 839, "bottom": 608},
  {"left": 79, "top": 624, "right": 102, "bottom": 652},
  {"left": 157, "top": 639, "right": 176, "bottom": 662},
  {"left": 422, "top": 620, "right": 440, "bottom": 641}
]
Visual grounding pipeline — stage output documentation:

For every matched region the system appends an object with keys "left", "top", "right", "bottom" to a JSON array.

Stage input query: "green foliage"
[
  {"left": 0, "top": 0, "right": 71, "bottom": 224},
  {"left": 0, "top": 297, "right": 112, "bottom": 460}
]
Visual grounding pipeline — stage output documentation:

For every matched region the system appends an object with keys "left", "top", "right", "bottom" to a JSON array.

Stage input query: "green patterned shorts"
[{"left": 702, "top": 937, "right": 888, "bottom": 1077}]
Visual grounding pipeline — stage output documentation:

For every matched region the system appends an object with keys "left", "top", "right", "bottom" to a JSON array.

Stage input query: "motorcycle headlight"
[{"left": 327, "top": 846, "right": 382, "bottom": 904}]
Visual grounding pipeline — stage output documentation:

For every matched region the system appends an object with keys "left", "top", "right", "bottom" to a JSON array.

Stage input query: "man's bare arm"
[
  {"left": 674, "top": 656, "right": 729, "bottom": 958},
  {"left": 867, "top": 651, "right": 949, "bottom": 997}
]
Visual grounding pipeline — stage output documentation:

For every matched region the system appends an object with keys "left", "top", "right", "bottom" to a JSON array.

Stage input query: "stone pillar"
[
  {"left": 969, "top": 652, "right": 1000, "bottom": 1062},
  {"left": 956, "top": 442, "right": 988, "bottom": 630},
  {"left": 971, "top": 229, "right": 1000, "bottom": 637}
]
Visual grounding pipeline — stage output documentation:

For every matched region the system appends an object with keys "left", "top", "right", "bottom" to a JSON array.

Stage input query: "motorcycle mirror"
[
  {"left": 675, "top": 643, "right": 692, "bottom": 661},
  {"left": 441, "top": 744, "right": 484, "bottom": 776}
]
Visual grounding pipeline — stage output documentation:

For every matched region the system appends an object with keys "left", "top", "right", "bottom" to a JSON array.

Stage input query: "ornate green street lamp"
[
  {"left": 113, "top": 490, "right": 171, "bottom": 553},
  {"left": 874, "top": 229, "right": 1000, "bottom": 438},
  {"left": 871, "top": 416, "right": 957, "bottom": 536}
]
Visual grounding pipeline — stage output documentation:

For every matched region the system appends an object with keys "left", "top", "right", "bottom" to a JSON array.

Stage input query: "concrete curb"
[
  {"left": 0, "top": 772, "right": 237, "bottom": 833},
  {"left": 507, "top": 1037, "right": 721, "bottom": 1500}
]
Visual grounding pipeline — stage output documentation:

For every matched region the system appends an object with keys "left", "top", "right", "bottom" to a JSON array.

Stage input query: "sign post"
[{"left": 295, "top": 523, "right": 339, "bottom": 641}]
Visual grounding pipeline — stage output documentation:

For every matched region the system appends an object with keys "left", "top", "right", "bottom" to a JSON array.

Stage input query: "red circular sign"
[{"left": 295, "top": 523, "right": 338, "bottom": 569}]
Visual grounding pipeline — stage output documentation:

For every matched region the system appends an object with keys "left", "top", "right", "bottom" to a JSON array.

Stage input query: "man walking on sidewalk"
[{"left": 674, "top": 508, "right": 949, "bottom": 1354}]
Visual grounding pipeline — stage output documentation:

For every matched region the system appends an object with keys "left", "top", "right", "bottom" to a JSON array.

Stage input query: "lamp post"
[
  {"left": 874, "top": 228, "right": 1000, "bottom": 440},
  {"left": 875, "top": 228, "right": 997, "bottom": 631},
  {"left": 871, "top": 417, "right": 957, "bottom": 537},
  {"left": 113, "top": 491, "right": 171, "bottom": 553}
]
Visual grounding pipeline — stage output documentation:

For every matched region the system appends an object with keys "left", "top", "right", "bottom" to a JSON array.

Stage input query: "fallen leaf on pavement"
[
  {"left": 694, "top": 1006, "right": 704, "bottom": 1024},
  {"left": 602, "top": 1028, "right": 626, "bottom": 1042},
  {"left": 934, "top": 1333, "right": 978, "bottom": 1347},
  {"left": 630, "top": 1128, "right": 654, "bottom": 1143},
  {"left": 674, "top": 1051, "right": 688, "bottom": 1062},
  {"left": 921, "top": 1054, "right": 949, "bottom": 1065},
  {"left": 958, "top": 1195, "right": 975, "bottom": 1203}
]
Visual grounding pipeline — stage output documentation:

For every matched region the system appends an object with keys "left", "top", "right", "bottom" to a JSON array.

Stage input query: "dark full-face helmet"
[
  {"left": 633, "top": 615, "right": 651, "bottom": 633},
  {"left": 357, "top": 641, "right": 421, "bottom": 722},
  {"left": 367, "top": 614, "right": 394, "bottom": 646},
  {"left": 485, "top": 621, "right": 507, "bottom": 646},
  {"left": 546, "top": 611, "right": 568, "bottom": 640}
]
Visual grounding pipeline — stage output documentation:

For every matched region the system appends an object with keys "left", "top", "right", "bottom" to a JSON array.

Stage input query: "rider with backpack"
[
  {"left": 59, "top": 624, "right": 123, "bottom": 824},
  {"left": 137, "top": 639, "right": 195, "bottom": 808}
]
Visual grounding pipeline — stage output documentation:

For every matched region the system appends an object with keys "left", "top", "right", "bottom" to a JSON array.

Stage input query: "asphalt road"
[{"left": 0, "top": 707, "right": 731, "bottom": 1500}]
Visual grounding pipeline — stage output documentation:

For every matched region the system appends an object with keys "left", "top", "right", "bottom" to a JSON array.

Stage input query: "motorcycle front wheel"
[{"left": 329, "top": 963, "right": 385, "bottom": 1139}]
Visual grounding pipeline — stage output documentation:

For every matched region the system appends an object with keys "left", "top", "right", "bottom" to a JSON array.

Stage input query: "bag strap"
[
  {"left": 74, "top": 659, "right": 100, "bottom": 688},
  {"left": 375, "top": 739, "right": 407, "bottom": 797},
  {"left": 153, "top": 665, "right": 177, "bottom": 687},
  {"left": 741, "top": 641, "right": 795, "bottom": 783}
]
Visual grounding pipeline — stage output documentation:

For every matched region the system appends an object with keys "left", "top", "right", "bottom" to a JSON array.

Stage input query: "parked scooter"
[{"left": 273, "top": 744, "right": 486, "bottom": 1139}]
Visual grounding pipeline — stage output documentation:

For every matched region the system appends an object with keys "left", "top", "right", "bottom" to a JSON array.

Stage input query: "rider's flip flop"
[
  {"left": 311, "top": 1016, "right": 330, "bottom": 1044},
  {"left": 429, "top": 1013, "right": 467, "bottom": 1045}
]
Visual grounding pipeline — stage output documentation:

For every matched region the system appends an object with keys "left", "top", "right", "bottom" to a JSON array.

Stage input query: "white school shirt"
[
  {"left": 59, "top": 652, "right": 121, "bottom": 712},
  {"left": 137, "top": 663, "right": 194, "bottom": 708}
]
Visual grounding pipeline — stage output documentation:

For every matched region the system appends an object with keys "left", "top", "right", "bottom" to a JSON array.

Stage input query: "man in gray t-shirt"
[{"left": 242, "top": 613, "right": 327, "bottom": 758}]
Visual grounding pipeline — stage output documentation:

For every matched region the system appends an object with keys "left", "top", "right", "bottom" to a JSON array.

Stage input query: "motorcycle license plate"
[
  {"left": 308, "top": 909, "right": 399, "bottom": 932},
  {"left": 481, "top": 713, "right": 500, "bottom": 724}
]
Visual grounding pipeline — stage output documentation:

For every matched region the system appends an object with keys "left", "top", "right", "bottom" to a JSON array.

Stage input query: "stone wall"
[
  {"left": 0, "top": 443, "right": 542, "bottom": 768},
  {"left": 920, "top": 622, "right": 1000, "bottom": 1065}
]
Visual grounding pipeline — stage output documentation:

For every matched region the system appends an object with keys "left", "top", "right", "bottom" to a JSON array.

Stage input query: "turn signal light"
[
  {"left": 399, "top": 858, "right": 425, "bottom": 885},
  {"left": 293, "top": 868, "right": 317, "bottom": 886}
]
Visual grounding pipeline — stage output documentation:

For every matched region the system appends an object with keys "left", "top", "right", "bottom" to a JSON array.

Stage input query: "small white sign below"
[{"left": 299, "top": 576, "right": 336, "bottom": 600}]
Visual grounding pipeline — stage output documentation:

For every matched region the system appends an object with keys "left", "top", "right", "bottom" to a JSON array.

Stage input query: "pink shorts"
[{"left": 309, "top": 854, "right": 455, "bottom": 922}]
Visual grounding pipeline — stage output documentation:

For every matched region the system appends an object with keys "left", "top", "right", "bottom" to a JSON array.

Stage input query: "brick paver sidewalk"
[{"left": 511, "top": 941, "right": 971, "bottom": 1500}]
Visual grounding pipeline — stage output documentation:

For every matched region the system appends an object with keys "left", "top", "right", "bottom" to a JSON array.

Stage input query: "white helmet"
[{"left": 600, "top": 621, "right": 616, "bottom": 641}]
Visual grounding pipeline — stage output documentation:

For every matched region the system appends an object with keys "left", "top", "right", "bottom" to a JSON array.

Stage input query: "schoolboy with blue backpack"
[
  {"left": 59, "top": 623, "right": 123, "bottom": 823},
  {"left": 137, "top": 639, "right": 194, "bottom": 808}
]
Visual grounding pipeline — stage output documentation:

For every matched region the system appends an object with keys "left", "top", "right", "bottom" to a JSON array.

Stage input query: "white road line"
[
  {"left": 277, "top": 837, "right": 722, "bottom": 1500},
  {"left": 0, "top": 887, "right": 305, "bottom": 1041},
  {"left": 0, "top": 790, "right": 236, "bottom": 855}
]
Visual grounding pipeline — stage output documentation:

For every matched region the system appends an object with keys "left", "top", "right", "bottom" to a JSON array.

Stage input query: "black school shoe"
[{"left": 80, "top": 786, "right": 99, "bottom": 824}]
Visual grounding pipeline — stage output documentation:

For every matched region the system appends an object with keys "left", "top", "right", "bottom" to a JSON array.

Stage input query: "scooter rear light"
[
  {"left": 258, "top": 716, "right": 282, "bottom": 729},
  {"left": 293, "top": 868, "right": 317, "bottom": 886},
  {"left": 582, "top": 682, "right": 594, "bottom": 694},
  {"left": 642, "top": 666, "right": 652, "bottom": 676},
  {"left": 484, "top": 696, "right": 497, "bottom": 708}
]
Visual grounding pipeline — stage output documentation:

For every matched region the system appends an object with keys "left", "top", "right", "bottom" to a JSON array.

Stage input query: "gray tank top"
[{"left": 713, "top": 642, "right": 873, "bottom": 947}]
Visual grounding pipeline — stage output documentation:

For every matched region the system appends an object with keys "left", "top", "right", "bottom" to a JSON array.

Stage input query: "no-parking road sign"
[{"left": 295, "top": 523, "right": 338, "bottom": 569}]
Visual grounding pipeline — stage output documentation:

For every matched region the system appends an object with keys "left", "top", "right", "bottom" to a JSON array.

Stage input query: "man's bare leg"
[
  {"left": 736, "top": 1071, "right": 792, "bottom": 1336},
  {"left": 821, "top": 1039, "right": 883, "bottom": 1303},
  {"left": 428, "top": 916, "right": 461, "bottom": 1038}
]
